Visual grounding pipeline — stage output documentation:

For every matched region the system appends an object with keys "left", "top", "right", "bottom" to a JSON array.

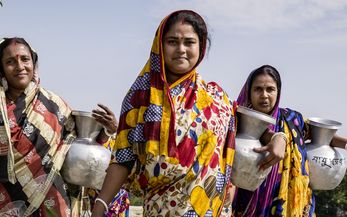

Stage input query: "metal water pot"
[
  {"left": 61, "top": 111, "right": 111, "bottom": 189},
  {"left": 230, "top": 106, "right": 276, "bottom": 191},
  {"left": 306, "top": 117, "right": 347, "bottom": 190}
]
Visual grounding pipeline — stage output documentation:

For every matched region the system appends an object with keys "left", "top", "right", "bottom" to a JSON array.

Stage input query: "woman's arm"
[
  {"left": 255, "top": 129, "right": 287, "bottom": 170},
  {"left": 92, "top": 103, "right": 118, "bottom": 142},
  {"left": 330, "top": 134, "right": 347, "bottom": 149},
  {"left": 91, "top": 163, "right": 129, "bottom": 216},
  {"left": 259, "top": 129, "right": 273, "bottom": 144}
]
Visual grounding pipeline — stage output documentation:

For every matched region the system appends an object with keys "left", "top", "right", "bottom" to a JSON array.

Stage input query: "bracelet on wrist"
[
  {"left": 271, "top": 132, "right": 288, "bottom": 143},
  {"left": 95, "top": 197, "right": 109, "bottom": 213},
  {"left": 103, "top": 127, "right": 116, "bottom": 138}
]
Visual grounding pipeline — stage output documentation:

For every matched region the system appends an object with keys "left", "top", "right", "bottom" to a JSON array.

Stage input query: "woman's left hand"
[
  {"left": 253, "top": 134, "right": 287, "bottom": 171},
  {"left": 92, "top": 103, "right": 118, "bottom": 135}
]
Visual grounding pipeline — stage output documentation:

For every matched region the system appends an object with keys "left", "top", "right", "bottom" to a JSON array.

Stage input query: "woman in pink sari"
[{"left": 233, "top": 65, "right": 347, "bottom": 217}]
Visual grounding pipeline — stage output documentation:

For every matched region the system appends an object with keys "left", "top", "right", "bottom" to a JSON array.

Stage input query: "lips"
[
  {"left": 173, "top": 57, "right": 187, "bottom": 61},
  {"left": 15, "top": 73, "right": 29, "bottom": 78},
  {"left": 259, "top": 102, "right": 269, "bottom": 107}
]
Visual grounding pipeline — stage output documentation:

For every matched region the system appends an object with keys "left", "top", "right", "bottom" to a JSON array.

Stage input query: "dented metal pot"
[
  {"left": 61, "top": 111, "right": 111, "bottom": 189},
  {"left": 230, "top": 106, "right": 276, "bottom": 191}
]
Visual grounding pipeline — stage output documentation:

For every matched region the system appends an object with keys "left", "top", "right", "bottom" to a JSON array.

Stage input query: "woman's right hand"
[
  {"left": 92, "top": 103, "right": 118, "bottom": 134},
  {"left": 254, "top": 133, "right": 287, "bottom": 170}
]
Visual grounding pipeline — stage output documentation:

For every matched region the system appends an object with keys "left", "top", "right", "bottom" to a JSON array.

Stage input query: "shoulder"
[
  {"left": 280, "top": 107, "right": 306, "bottom": 129},
  {"left": 39, "top": 87, "right": 67, "bottom": 103},
  {"left": 280, "top": 107, "right": 304, "bottom": 118},
  {"left": 206, "top": 81, "right": 225, "bottom": 94},
  {"left": 38, "top": 87, "right": 71, "bottom": 113},
  {"left": 202, "top": 80, "right": 233, "bottom": 104}
]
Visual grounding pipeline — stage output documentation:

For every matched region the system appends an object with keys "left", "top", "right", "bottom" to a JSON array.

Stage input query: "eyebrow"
[
  {"left": 4, "top": 54, "right": 30, "bottom": 58},
  {"left": 165, "top": 36, "right": 197, "bottom": 40},
  {"left": 253, "top": 85, "right": 276, "bottom": 88},
  {"left": 3, "top": 54, "right": 31, "bottom": 61}
]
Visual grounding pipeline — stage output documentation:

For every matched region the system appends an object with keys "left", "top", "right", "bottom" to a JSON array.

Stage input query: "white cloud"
[{"left": 152, "top": 0, "right": 347, "bottom": 31}]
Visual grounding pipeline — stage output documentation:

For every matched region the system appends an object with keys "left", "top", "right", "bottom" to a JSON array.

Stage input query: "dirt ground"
[{"left": 129, "top": 206, "right": 143, "bottom": 217}]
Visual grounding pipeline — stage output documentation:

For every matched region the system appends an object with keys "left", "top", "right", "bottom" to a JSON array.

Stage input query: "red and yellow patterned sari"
[{"left": 108, "top": 10, "right": 236, "bottom": 217}]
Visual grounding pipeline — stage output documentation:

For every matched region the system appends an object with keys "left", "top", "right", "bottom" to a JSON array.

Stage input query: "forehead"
[
  {"left": 2, "top": 43, "right": 31, "bottom": 58},
  {"left": 252, "top": 74, "right": 277, "bottom": 86},
  {"left": 164, "top": 21, "right": 198, "bottom": 38}
]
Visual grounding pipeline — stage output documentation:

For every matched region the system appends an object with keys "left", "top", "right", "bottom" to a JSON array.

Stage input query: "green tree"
[
  {"left": 315, "top": 175, "right": 347, "bottom": 217},
  {"left": 129, "top": 193, "right": 144, "bottom": 206}
]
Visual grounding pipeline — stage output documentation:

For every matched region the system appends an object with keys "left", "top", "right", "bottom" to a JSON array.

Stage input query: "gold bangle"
[{"left": 271, "top": 132, "right": 288, "bottom": 143}]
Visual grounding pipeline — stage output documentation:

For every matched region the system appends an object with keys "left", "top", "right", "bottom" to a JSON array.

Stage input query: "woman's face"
[
  {"left": 163, "top": 21, "right": 200, "bottom": 82},
  {"left": 250, "top": 73, "right": 278, "bottom": 114},
  {"left": 1, "top": 43, "right": 34, "bottom": 91}
]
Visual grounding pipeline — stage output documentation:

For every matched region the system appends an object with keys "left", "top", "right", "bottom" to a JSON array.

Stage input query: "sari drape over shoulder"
[
  {"left": 233, "top": 70, "right": 315, "bottom": 217},
  {"left": 0, "top": 80, "right": 75, "bottom": 216},
  {"left": 108, "top": 10, "right": 236, "bottom": 217}
]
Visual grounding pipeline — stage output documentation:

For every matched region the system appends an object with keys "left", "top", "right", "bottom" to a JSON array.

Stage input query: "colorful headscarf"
[
  {"left": 237, "top": 65, "right": 281, "bottom": 130},
  {"left": 110, "top": 10, "right": 236, "bottom": 216},
  {"left": 233, "top": 65, "right": 315, "bottom": 217}
]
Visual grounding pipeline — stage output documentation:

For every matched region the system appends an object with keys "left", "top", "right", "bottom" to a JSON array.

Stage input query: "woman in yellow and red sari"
[{"left": 92, "top": 10, "right": 236, "bottom": 217}]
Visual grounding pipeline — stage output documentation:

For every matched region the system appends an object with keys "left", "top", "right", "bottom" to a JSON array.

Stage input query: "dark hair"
[
  {"left": 162, "top": 10, "right": 211, "bottom": 62},
  {"left": 248, "top": 65, "right": 282, "bottom": 99},
  {"left": 0, "top": 37, "right": 38, "bottom": 75}
]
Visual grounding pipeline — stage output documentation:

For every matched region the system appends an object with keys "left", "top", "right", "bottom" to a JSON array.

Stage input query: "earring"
[{"left": 1, "top": 77, "right": 8, "bottom": 91}]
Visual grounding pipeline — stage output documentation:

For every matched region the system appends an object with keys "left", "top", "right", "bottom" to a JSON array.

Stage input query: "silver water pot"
[
  {"left": 306, "top": 117, "right": 347, "bottom": 190},
  {"left": 230, "top": 106, "right": 276, "bottom": 191},
  {"left": 61, "top": 111, "right": 111, "bottom": 189}
]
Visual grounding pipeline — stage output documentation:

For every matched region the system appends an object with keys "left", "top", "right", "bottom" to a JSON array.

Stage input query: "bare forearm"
[
  {"left": 92, "top": 163, "right": 129, "bottom": 216},
  {"left": 330, "top": 135, "right": 347, "bottom": 149},
  {"left": 260, "top": 129, "right": 273, "bottom": 145},
  {"left": 96, "top": 129, "right": 111, "bottom": 143}
]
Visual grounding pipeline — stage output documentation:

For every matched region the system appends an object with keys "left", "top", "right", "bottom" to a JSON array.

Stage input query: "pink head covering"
[{"left": 237, "top": 65, "right": 282, "bottom": 130}]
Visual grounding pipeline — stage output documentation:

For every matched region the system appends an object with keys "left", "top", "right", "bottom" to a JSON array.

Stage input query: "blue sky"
[{"left": 1, "top": 0, "right": 347, "bottom": 136}]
